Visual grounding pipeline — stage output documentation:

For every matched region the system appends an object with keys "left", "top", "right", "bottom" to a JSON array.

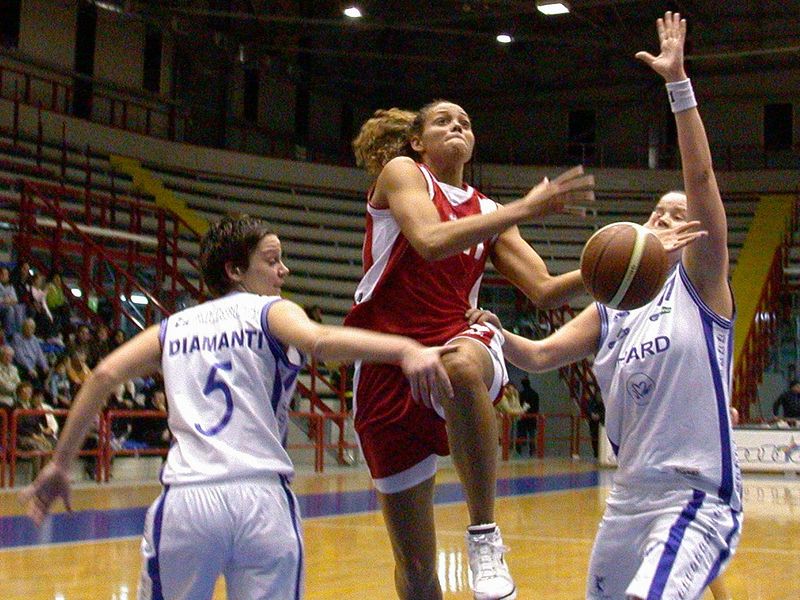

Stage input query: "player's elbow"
[
  {"left": 524, "top": 282, "right": 564, "bottom": 310},
  {"left": 89, "top": 361, "right": 122, "bottom": 392},
  {"left": 410, "top": 237, "right": 447, "bottom": 261}
]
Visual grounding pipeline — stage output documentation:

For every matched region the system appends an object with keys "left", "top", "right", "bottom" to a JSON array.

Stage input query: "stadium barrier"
[
  {"left": 104, "top": 409, "right": 170, "bottom": 482},
  {"left": 0, "top": 409, "right": 6, "bottom": 487},
  {"left": 8, "top": 408, "right": 106, "bottom": 487}
]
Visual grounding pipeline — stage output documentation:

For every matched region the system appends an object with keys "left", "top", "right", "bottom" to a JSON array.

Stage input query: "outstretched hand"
[
  {"left": 19, "top": 461, "right": 73, "bottom": 527},
  {"left": 521, "top": 165, "right": 595, "bottom": 220},
  {"left": 649, "top": 220, "right": 707, "bottom": 255},
  {"left": 401, "top": 345, "right": 457, "bottom": 409},
  {"left": 635, "top": 11, "right": 688, "bottom": 83}
]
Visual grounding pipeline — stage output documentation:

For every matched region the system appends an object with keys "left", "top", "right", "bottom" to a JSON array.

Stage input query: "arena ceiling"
[{"left": 127, "top": 0, "right": 800, "bottom": 108}]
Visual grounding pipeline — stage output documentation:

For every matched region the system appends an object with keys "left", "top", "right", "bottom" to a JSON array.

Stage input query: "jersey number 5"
[{"left": 195, "top": 361, "right": 234, "bottom": 436}]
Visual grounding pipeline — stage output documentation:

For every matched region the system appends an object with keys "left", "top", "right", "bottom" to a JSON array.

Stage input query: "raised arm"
[
  {"left": 374, "top": 157, "right": 594, "bottom": 261},
  {"left": 636, "top": 12, "right": 732, "bottom": 317},
  {"left": 268, "top": 299, "right": 454, "bottom": 407},
  {"left": 490, "top": 226, "right": 585, "bottom": 309},
  {"left": 20, "top": 326, "right": 163, "bottom": 525}
]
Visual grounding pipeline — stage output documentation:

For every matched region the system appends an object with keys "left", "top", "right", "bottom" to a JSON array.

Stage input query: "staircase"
[
  {"left": 733, "top": 193, "right": 800, "bottom": 420},
  {"left": 13, "top": 179, "right": 204, "bottom": 330}
]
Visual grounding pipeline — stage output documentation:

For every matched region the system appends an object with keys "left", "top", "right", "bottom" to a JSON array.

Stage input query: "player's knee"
[{"left": 442, "top": 350, "right": 484, "bottom": 391}]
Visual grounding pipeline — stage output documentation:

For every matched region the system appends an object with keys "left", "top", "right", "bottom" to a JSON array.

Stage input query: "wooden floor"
[{"left": 0, "top": 459, "right": 798, "bottom": 599}]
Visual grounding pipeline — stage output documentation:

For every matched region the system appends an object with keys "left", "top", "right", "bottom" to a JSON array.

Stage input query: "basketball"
[{"left": 580, "top": 222, "right": 668, "bottom": 310}]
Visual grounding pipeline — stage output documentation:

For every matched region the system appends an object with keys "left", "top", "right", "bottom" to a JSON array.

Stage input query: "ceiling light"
[
  {"left": 536, "top": 1, "right": 570, "bottom": 15},
  {"left": 496, "top": 33, "right": 513, "bottom": 44},
  {"left": 343, "top": 6, "right": 363, "bottom": 18}
]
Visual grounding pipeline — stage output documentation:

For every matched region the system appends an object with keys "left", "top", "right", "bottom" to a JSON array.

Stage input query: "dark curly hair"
[{"left": 200, "top": 215, "right": 274, "bottom": 297}]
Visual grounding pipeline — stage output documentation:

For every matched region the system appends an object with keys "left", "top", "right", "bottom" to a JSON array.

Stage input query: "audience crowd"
[{"left": 0, "top": 261, "right": 169, "bottom": 476}]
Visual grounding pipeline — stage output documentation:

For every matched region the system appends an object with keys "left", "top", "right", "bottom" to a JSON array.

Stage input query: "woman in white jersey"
[
  {"left": 20, "top": 216, "right": 456, "bottom": 600},
  {"left": 346, "top": 102, "right": 596, "bottom": 600},
  {"left": 469, "top": 13, "right": 740, "bottom": 600}
]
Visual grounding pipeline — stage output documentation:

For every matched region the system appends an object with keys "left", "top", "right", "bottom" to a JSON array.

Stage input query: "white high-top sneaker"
[{"left": 466, "top": 523, "right": 517, "bottom": 600}]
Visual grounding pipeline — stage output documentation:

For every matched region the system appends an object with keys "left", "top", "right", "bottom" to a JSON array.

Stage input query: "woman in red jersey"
[{"left": 345, "top": 101, "right": 594, "bottom": 600}]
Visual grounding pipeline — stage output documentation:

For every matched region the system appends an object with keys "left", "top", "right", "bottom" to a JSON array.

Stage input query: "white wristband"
[{"left": 666, "top": 78, "right": 697, "bottom": 113}]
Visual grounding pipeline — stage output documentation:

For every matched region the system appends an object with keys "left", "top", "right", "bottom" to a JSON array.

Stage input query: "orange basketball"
[{"left": 580, "top": 222, "right": 669, "bottom": 310}]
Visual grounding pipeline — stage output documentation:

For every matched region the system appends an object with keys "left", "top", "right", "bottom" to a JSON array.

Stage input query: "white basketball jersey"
[
  {"left": 158, "top": 292, "right": 304, "bottom": 485},
  {"left": 593, "top": 263, "right": 742, "bottom": 510}
]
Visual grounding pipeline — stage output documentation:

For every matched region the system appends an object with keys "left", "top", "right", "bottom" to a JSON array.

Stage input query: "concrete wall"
[
  {"left": 94, "top": 10, "right": 145, "bottom": 90},
  {"left": 18, "top": 0, "right": 76, "bottom": 71}
]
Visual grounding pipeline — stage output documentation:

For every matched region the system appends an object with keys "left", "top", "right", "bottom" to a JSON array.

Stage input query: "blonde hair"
[
  {"left": 352, "top": 100, "right": 457, "bottom": 176},
  {"left": 352, "top": 108, "right": 418, "bottom": 176}
]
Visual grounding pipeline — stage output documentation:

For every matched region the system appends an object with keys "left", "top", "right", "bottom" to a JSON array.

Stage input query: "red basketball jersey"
[{"left": 344, "top": 163, "right": 498, "bottom": 345}]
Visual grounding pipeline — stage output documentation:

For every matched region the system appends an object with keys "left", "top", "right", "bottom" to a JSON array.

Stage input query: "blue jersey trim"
[
  {"left": 701, "top": 313, "right": 734, "bottom": 504},
  {"left": 647, "top": 489, "right": 706, "bottom": 600},
  {"left": 596, "top": 303, "right": 608, "bottom": 351},
  {"left": 702, "top": 507, "right": 740, "bottom": 590},
  {"left": 260, "top": 299, "right": 306, "bottom": 371},
  {"left": 281, "top": 475, "right": 305, "bottom": 600},
  {"left": 146, "top": 485, "right": 169, "bottom": 600},
  {"left": 678, "top": 262, "right": 732, "bottom": 329},
  {"left": 158, "top": 318, "right": 169, "bottom": 350}
]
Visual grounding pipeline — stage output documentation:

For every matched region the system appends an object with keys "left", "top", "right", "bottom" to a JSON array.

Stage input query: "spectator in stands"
[
  {"left": 93, "top": 324, "right": 113, "bottom": 364},
  {"left": 46, "top": 355, "right": 72, "bottom": 409},
  {"left": 0, "top": 345, "right": 21, "bottom": 410},
  {"left": 132, "top": 388, "right": 170, "bottom": 449},
  {"left": 32, "top": 387, "right": 59, "bottom": 446},
  {"left": 0, "top": 266, "right": 25, "bottom": 335},
  {"left": 772, "top": 380, "right": 800, "bottom": 421},
  {"left": 10, "top": 261, "right": 34, "bottom": 317},
  {"left": 515, "top": 376, "right": 540, "bottom": 455},
  {"left": 586, "top": 391, "right": 605, "bottom": 459},
  {"left": 44, "top": 272, "right": 70, "bottom": 339},
  {"left": 110, "top": 328, "right": 126, "bottom": 350},
  {"left": 28, "top": 272, "right": 54, "bottom": 340},
  {"left": 65, "top": 349, "right": 91, "bottom": 393},
  {"left": 15, "top": 380, "right": 55, "bottom": 456},
  {"left": 12, "top": 318, "right": 49, "bottom": 386},
  {"left": 70, "top": 324, "right": 95, "bottom": 363}
]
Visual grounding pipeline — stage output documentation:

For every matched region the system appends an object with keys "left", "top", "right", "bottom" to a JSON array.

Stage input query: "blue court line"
[{"left": 0, "top": 470, "right": 599, "bottom": 549}]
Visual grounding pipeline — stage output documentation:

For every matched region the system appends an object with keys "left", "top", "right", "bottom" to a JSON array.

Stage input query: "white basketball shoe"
[{"left": 466, "top": 523, "right": 517, "bottom": 600}]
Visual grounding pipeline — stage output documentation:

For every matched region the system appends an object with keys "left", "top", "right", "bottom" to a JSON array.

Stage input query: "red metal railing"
[
  {"left": 287, "top": 411, "right": 324, "bottom": 472},
  {"left": 499, "top": 412, "right": 590, "bottom": 461},
  {"left": 8, "top": 408, "right": 107, "bottom": 487},
  {"left": 293, "top": 358, "right": 357, "bottom": 468},
  {"left": 14, "top": 180, "right": 205, "bottom": 328},
  {"left": 499, "top": 413, "right": 545, "bottom": 461},
  {"left": 732, "top": 246, "right": 785, "bottom": 421},
  {"left": 0, "top": 61, "right": 186, "bottom": 141}
]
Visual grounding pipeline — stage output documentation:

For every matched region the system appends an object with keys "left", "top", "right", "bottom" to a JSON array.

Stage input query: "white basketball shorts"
[
  {"left": 137, "top": 475, "right": 304, "bottom": 600},
  {"left": 586, "top": 484, "right": 741, "bottom": 600}
]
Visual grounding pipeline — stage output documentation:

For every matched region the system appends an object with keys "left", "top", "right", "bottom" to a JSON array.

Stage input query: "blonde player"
[
  {"left": 20, "top": 216, "right": 455, "bottom": 600},
  {"left": 469, "top": 12, "right": 740, "bottom": 600}
]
